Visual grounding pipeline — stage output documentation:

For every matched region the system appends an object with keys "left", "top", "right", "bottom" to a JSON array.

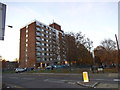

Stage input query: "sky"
[{"left": 0, "top": 0, "right": 118, "bottom": 61}]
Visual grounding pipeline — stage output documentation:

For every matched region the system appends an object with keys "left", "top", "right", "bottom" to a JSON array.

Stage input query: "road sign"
[
  {"left": 0, "top": 3, "right": 6, "bottom": 40},
  {"left": 83, "top": 72, "right": 89, "bottom": 82}
]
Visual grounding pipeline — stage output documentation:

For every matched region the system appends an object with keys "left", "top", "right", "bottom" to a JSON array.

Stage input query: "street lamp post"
[
  {"left": 6, "top": 25, "right": 13, "bottom": 28},
  {"left": 115, "top": 34, "right": 120, "bottom": 71},
  {"left": 0, "top": 25, "right": 13, "bottom": 40}
]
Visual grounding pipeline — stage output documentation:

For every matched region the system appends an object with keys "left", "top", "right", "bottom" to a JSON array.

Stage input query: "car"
[
  {"left": 15, "top": 68, "right": 26, "bottom": 73},
  {"left": 45, "top": 66, "right": 54, "bottom": 70},
  {"left": 97, "top": 66, "right": 104, "bottom": 73},
  {"left": 26, "top": 67, "right": 34, "bottom": 71},
  {"left": 61, "top": 64, "right": 70, "bottom": 68},
  {"left": 90, "top": 65, "right": 104, "bottom": 73},
  {"left": 90, "top": 65, "right": 98, "bottom": 73}
]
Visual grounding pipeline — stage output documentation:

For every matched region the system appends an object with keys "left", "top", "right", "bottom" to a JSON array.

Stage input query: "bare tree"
[
  {"left": 101, "top": 39, "right": 116, "bottom": 51},
  {"left": 75, "top": 32, "right": 93, "bottom": 51},
  {"left": 94, "top": 39, "right": 117, "bottom": 65}
]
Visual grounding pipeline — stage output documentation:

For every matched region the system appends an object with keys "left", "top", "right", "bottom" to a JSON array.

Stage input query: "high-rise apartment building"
[{"left": 19, "top": 20, "right": 66, "bottom": 69}]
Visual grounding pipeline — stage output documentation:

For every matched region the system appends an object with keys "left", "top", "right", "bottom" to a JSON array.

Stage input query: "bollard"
[{"left": 83, "top": 72, "right": 89, "bottom": 82}]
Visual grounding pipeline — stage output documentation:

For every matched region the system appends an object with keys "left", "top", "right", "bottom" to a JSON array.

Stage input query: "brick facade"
[{"left": 19, "top": 20, "right": 66, "bottom": 69}]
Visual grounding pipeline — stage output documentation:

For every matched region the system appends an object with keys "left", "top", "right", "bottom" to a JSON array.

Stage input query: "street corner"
[
  {"left": 76, "top": 81, "right": 99, "bottom": 88},
  {"left": 95, "top": 83, "right": 119, "bottom": 88}
]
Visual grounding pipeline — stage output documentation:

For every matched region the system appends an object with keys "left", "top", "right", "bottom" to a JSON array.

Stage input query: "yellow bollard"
[{"left": 83, "top": 72, "right": 89, "bottom": 82}]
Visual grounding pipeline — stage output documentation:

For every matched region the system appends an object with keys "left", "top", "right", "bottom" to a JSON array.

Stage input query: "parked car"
[
  {"left": 90, "top": 65, "right": 104, "bottom": 73},
  {"left": 45, "top": 66, "right": 54, "bottom": 70},
  {"left": 45, "top": 64, "right": 70, "bottom": 70},
  {"left": 15, "top": 68, "right": 26, "bottom": 73},
  {"left": 26, "top": 67, "right": 34, "bottom": 71},
  {"left": 53, "top": 64, "right": 69, "bottom": 69},
  {"left": 90, "top": 65, "right": 98, "bottom": 73}
]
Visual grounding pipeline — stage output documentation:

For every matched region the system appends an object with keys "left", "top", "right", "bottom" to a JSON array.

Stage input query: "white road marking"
[
  {"left": 113, "top": 79, "right": 120, "bottom": 82},
  {"left": 94, "top": 79, "right": 105, "bottom": 80},
  {"left": 92, "top": 79, "right": 120, "bottom": 82}
]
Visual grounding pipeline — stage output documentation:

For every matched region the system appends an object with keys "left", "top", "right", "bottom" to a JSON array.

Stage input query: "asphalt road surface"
[{"left": 2, "top": 73, "right": 119, "bottom": 88}]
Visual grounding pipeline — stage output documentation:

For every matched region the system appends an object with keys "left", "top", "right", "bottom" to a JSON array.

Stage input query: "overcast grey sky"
[{"left": 0, "top": 0, "right": 118, "bottom": 61}]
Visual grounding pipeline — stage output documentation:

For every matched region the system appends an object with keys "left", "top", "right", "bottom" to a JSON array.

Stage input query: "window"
[
  {"left": 49, "top": 27, "right": 52, "bottom": 31},
  {"left": 53, "top": 30, "right": 56, "bottom": 33},
  {"left": 36, "top": 32, "right": 40, "bottom": 36},
  {"left": 26, "top": 29, "right": 28, "bottom": 33},
  {"left": 42, "top": 38, "right": 44, "bottom": 41},
  {"left": 47, "top": 53, "right": 49, "bottom": 56},
  {"left": 42, "top": 43, "right": 44, "bottom": 46},
  {"left": 41, "top": 33, "right": 44, "bottom": 36},
  {"left": 42, "top": 53, "right": 44, "bottom": 56},
  {"left": 46, "top": 39, "right": 48, "bottom": 42},
  {"left": 25, "top": 48, "right": 28, "bottom": 52},
  {"left": 36, "top": 22, "right": 41, "bottom": 26},
  {"left": 26, "top": 39, "right": 28, "bottom": 42},
  {"left": 46, "top": 26, "right": 48, "bottom": 29},
  {"left": 26, "top": 44, "right": 28, "bottom": 47},
  {"left": 46, "top": 35, "right": 48, "bottom": 38},
  {"left": 36, "top": 58, "right": 40, "bottom": 61},
  {"left": 50, "top": 45, "right": 52, "bottom": 47},
  {"left": 36, "top": 27, "right": 41, "bottom": 31},
  {"left": 42, "top": 48, "right": 44, "bottom": 51},
  {"left": 36, "top": 52, "right": 40, "bottom": 56},
  {"left": 46, "top": 44, "right": 49, "bottom": 47},
  {"left": 36, "top": 42, "right": 41, "bottom": 46},
  {"left": 25, "top": 53, "right": 28, "bottom": 57},
  {"left": 46, "top": 30, "right": 48, "bottom": 33},
  {"left": 50, "top": 49, "right": 52, "bottom": 51},
  {"left": 36, "top": 47, "right": 41, "bottom": 51},
  {"left": 26, "top": 34, "right": 28, "bottom": 38},
  {"left": 25, "top": 58, "right": 28, "bottom": 62},
  {"left": 36, "top": 37, "right": 40, "bottom": 41},
  {"left": 41, "top": 24, "right": 44, "bottom": 27}
]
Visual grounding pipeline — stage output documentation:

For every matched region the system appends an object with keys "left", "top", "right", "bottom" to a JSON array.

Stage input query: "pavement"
[{"left": 77, "top": 81, "right": 119, "bottom": 88}]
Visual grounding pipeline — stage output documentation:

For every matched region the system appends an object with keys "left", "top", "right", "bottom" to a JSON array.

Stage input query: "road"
[{"left": 2, "top": 73, "right": 119, "bottom": 88}]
